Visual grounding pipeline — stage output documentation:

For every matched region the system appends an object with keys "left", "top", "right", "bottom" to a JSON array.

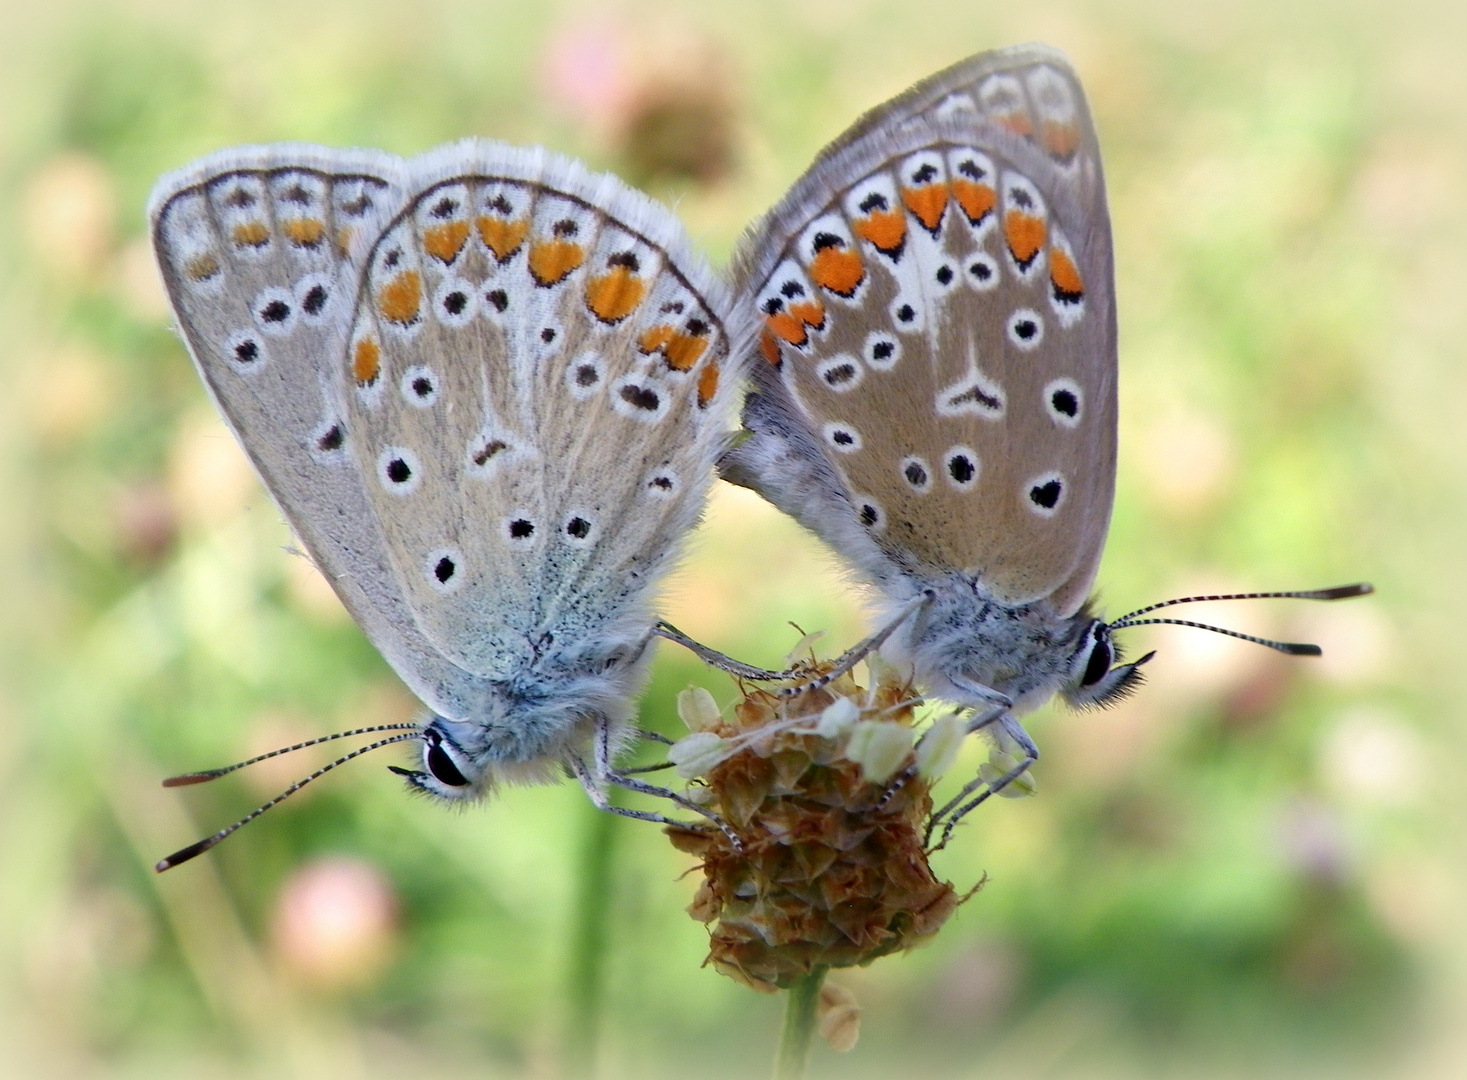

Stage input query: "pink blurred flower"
[{"left": 271, "top": 856, "right": 399, "bottom": 990}]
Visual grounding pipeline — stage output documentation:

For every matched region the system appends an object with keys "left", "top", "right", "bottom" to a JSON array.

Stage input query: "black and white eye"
[
  {"left": 423, "top": 729, "right": 470, "bottom": 787},
  {"left": 400, "top": 365, "right": 440, "bottom": 408},
  {"left": 1081, "top": 633, "right": 1112, "bottom": 686},
  {"left": 1063, "top": 627, "right": 1149, "bottom": 710}
]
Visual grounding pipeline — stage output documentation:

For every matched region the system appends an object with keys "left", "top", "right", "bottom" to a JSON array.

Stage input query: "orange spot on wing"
[
  {"left": 376, "top": 269, "right": 422, "bottom": 325},
  {"left": 901, "top": 184, "right": 948, "bottom": 233},
  {"left": 759, "top": 330, "right": 782, "bottom": 366},
  {"left": 639, "top": 324, "right": 708, "bottom": 371},
  {"left": 184, "top": 253, "right": 220, "bottom": 281},
  {"left": 335, "top": 226, "right": 354, "bottom": 256},
  {"left": 809, "top": 246, "right": 865, "bottom": 297},
  {"left": 665, "top": 332, "right": 708, "bottom": 371},
  {"left": 422, "top": 220, "right": 470, "bottom": 263},
  {"left": 996, "top": 110, "right": 1034, "bottom": 137},
  {"left": 950, "top": 179, "right": 996, "bottom": 226},
  {"left": 230, "top": 221, "right": 270, "bottom": 248},
  {"left": 282, "top": 218, "right": 325, "bottom": 248},
  {"left": 1049, "top": 246, "right": 1084, "bottom": 302},
  {"left": 765, "top": 312, "right": 807, "bottom": 347},
  {"left": 1040, "top": 120, "right": 1080, "bottom": 158},
  {"left": 528, "top": 239, "right": 585, "bottom": 286},
  {"left": 1003, "top": 211, "right": 1046, "bottom": 268},
  {"left": 585, "top": 266, "right": 646, "bottom": 324},
  {"left": 852, "top": 209, "right": 906, "bottom": 255},
  {"left": 352, "top": 338, "right": 381, "bottom": 384},
  {"left": 476, "top": 216, "right": 529, "bottom": 262},
  {"left": 789, "top": 299, "right": 825, "bottom": 332},
  {"left": 697, "top": 360, "right": 719, "bottom": 407}
]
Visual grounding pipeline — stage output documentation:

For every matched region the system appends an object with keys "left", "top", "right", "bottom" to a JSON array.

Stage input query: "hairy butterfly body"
[
  {"left": 722, "top": 44, "right": 1367, "bottom": 801},
  {"left": 150, "top": 140, "right": 749, "bottom": 859}
]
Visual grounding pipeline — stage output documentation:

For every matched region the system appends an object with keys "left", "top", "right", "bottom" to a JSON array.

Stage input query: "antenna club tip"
[{"left": 161, "top": 773, "right": 217, "bottom": 788}]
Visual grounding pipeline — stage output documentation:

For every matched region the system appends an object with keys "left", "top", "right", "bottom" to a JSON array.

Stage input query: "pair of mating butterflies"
[{"left": 150, "top": 44, "right": 1366, "bottom": 869}]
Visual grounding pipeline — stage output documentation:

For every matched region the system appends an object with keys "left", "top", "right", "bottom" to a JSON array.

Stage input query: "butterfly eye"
[
  {"left": 424, "top": 732, "right": 469, "bottom": 787},
  {"left": 1080, "top": 633, "right": 1112, "bottom": 686}
]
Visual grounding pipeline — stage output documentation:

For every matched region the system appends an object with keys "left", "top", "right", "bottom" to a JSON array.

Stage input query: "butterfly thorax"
[
  {"left": 421, "top": 639, "right": 650, "bottom": 796},
  {"left": 882, "top": 575, "right": 1096, "bottom": 716}
]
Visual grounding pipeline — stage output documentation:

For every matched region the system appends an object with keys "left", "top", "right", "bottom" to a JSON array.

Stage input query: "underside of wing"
[
  {"left": 150, "top": 147, "right": 495, "bottom": 719},
  {"left": 730, "top": 49, "right": 1116, "bottom": 615},
  {"left": 337, "top": 143, "right": 750, "bottom": 678}
]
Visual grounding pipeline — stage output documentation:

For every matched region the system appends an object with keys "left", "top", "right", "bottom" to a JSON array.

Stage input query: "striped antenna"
[
  {"left": 162, "top": 723, "right": 419, "bottom": 787},
  {"left": 1108, "top": 583, "right": 1373, "bottom": 657},
  {"left": 156, "top": 731, "right": 419, "bottom": 872}
]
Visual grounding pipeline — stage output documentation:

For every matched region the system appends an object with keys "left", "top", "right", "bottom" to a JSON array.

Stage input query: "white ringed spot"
[
  {"left": 944, "top": 446, "right": 980, "bottom": 491},
  {"left": 425, "top": 547, "right": 466, "bottom": 594},
  {"left": 1043, "top": 378, "right": 1083, "bottom": 428},
  {"left": 1025, "top": 472, "right": 1066, "bottom": 516},
  {"left": 377, "top": 446, "right": 422, "bottom": 496},
  {"left": 823, "top": 422, "right": 862, "bottom": 453},
  {"left": 400, "top": 365, "right": 440, "bottom": 408},
  {"left": 1006, "top": 309, "right": 1044, "bottom": 351}
]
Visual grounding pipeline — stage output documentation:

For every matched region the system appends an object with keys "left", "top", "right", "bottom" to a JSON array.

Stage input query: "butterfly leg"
[
  {"left": 926, "top": 713, "right": 1039, "bottom": 852},
  {"left": 777, "top": 589, "right": 937, "bottom": 700},
  {"left": 654, "top": 622, "right": 795, "bottom": 680},
  {"left": 589, "top": 715, "right": 744, "bottom": 850}
]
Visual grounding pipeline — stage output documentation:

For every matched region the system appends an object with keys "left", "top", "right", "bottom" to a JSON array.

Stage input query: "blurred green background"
[{"left": 1, "top": 0, "right": 1463, "bottom": 1077}]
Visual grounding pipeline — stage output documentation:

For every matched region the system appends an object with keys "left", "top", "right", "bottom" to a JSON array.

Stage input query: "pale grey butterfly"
[
  {"left": 718, "top": 44, "right": 1370, "bottom": 844},
  {"left": 148, "top": 140, "right": 754, "bottom": 869}
]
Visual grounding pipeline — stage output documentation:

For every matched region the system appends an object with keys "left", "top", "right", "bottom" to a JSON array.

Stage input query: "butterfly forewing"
[
  {"left": 342, "top": 146, "right": 742, "bottom": 679},
  {"left": 151, "top": 149, "right": 501, "bottom": 718},
  {"left": 735, "top": 47, "right": 1115, "bottom": 614}
]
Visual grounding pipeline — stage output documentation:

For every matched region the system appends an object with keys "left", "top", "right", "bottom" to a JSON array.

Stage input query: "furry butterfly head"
[{"left": 149, "top": 139, "right": 752, "bottom": 864}]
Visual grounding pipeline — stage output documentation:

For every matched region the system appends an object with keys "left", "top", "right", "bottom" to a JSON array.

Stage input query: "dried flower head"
[{"left": 667, "top": 663, "right": 973, "bottom": 990}]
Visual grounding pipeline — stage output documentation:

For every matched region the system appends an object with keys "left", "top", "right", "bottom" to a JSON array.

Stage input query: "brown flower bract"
[{"left": 668, "top": 675, "right": 960, "bottom": 990}]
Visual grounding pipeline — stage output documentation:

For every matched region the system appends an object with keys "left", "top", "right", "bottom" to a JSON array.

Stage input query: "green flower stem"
[
  {"left": 563, "top": 800, "right": 619, "bottom": 1079},
  {"left": 774, "top": 965, "right": 829, "bottom": 1080}
]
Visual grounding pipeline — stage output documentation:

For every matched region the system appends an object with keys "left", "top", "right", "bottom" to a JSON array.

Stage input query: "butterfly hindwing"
[
  {"left": 151, "top": 148, "right": 501, "bottom": 719},
  {"left": 729, "top": 45, "right": 1116, "bottom": 615}
]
